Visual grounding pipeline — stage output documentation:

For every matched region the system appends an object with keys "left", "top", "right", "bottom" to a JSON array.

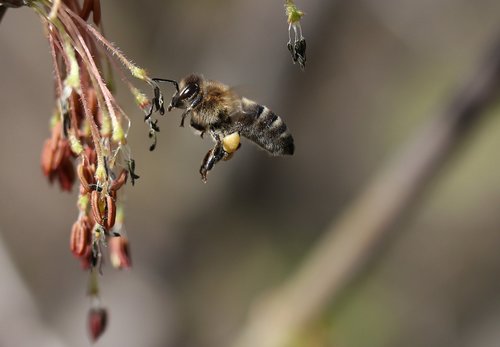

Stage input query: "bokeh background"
[{"left": 2, "top": 0, "right": 500, "bottom": 346}]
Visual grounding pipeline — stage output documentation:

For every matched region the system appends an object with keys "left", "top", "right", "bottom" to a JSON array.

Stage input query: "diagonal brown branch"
[{"left": 231, "top": 34, "right": 500, "bottom": 347}]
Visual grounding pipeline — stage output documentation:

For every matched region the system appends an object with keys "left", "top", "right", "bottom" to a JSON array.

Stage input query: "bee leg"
[
  {"left": 199, "top": 142, "right": 226, "bottom": 183},
  {"left": 180, "top": 109, "right": 189, "bottom": 127},
  {"left": 189, "top": 118, "right": 206, "bottom": 138}
]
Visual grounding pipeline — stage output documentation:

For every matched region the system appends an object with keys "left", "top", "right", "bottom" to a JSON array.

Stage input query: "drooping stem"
[{"left": 65, "top": 9, "right": 153, "bottom": 85}]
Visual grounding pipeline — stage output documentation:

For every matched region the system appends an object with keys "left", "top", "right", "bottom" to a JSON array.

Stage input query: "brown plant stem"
[{"left": 231, "top": 35, "right": 500, "bottom": 347}]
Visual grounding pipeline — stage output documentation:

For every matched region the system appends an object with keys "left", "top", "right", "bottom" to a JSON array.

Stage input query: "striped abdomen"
[{"left": 236, "top": 98, "right": 294, "bottom": 156}]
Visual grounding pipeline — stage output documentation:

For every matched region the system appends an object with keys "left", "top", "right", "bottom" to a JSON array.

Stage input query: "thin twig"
[{"left": 231, "top": 35, "right": 500, "bottom": 347}]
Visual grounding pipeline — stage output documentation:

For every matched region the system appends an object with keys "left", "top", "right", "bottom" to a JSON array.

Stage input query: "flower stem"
[{"left": 65, "top": 9, "right": 153, "bottom": 85}]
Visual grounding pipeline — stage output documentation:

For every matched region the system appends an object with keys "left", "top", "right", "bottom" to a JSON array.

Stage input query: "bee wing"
[{"left": 230, "top": 98, "right": 294, "bottom": 156}]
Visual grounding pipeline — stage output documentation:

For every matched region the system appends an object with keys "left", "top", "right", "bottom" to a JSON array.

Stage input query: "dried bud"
[
  {"left": 109, "top": 236, "right": 131, "bottom": 269},
  {"left": 41, "top": 121, "right": 76, "bottom": 191},
  {"left": 105, "top": 195, "right": 116, "bottom": 230},
  {"left": 109, "top": 169, "right": 128, "bottom": 192},
  {"left": 77, "top": 162, "right": 96, "bottom": 194},
  {"left": 51, "top": 139, "right": 67, "bottom": 171},
  {"left": 57, "top": 156, "right": 76, "bottom": 192},
  {"left": 70, "top": 216, "right": 92, "bottom": 257},
  {"left": 88, "top": 307, "right": 107, "bottom": 342},
  {"left": 41, "top": 139, "right": 55, "bottom": 176},
  {"left": 90, "top": 190, "right": 105, "bottom": 226}
]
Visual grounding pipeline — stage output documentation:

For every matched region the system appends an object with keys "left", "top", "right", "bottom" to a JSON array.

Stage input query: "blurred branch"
[{"left": 231, "top": 35, "right": 500, "bottom": 347}]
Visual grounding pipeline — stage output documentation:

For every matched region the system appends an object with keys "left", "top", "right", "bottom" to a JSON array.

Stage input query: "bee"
[{"left": 153, "top": 74, "right": 295, "bottom": 182}]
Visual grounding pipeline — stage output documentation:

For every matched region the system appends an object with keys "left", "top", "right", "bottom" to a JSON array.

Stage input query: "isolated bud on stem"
[
  {"left": 88, "top": 307, "right": 107, "bottom": 342},
  {"left": 70, "top": 216, "right": 92, "bottom": 257}
]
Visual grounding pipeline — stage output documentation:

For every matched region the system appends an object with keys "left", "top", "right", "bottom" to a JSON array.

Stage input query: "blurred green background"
[{"left": 2, "top": 1, "right": 500, "bottom": 346}]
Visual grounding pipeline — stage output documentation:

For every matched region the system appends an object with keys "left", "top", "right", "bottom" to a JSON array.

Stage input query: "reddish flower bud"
[
  {"left": 88, "top": 307, "right": 107, "bottom": 342},
  {"left": 77, "top": 163, "right": 90, "bottom": 193},
  {"left": 105, "top": 195, "right": 116, "bottom": 230},
  {"left": 90, "top": 190, "right": 105, "bottom": 226},
  {"left": 79, "top": 244, "right": 93, "bottom": 270},
  {"left": 41, "top": 139, "right": 54, "bottom": 176},
  {"left": 109, "top": 169, "right": 128, "bottom": 192},
  {"left": 109, "top": 236, "right": 131, "bottom": 269},
  {"left": 57, "top": 157, "right": 76, "bottom": 192},
  {"left": 41, "top": 122, "right": 76, "bottom": 191},
  {"left": 70, "top": 216, "right": 92, "bottom": 257}
]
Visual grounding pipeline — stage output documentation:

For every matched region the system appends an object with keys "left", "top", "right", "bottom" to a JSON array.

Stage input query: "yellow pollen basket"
[{"left": 222, "top": 132, "right": 240, "bottom": 153}]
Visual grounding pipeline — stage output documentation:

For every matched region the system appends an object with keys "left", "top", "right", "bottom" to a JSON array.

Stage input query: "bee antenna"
[{"left": 153, "top": 78, "right": 179, "bottom": 92}]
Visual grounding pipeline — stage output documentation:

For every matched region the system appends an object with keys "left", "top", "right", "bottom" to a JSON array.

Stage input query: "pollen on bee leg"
[{"left": 222, "top": 132, "right": 240, "bottom": 153}]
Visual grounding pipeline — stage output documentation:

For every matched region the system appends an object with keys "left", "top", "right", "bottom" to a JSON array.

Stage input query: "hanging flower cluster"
[
  {"left": 3, "top": 0, "right": 309, "bottom": 342},
  {"left": 30, "top": 0, "right": 164, "bottom": 341},
  {"left": 284, "top": 0, "right": 306, "bottom": 70}
]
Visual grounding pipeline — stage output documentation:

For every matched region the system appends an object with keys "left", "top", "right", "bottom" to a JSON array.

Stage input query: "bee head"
[{"left": 168, "top": 74, "right": 202, "bottom": 111}]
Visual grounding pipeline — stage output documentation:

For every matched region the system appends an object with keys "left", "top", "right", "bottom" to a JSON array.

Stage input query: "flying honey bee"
[{"left": 152, "top": 74, "right": 295, "bottom": 182}]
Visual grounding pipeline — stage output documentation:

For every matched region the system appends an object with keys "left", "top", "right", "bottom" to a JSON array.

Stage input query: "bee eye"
[{"left": 180, "top": 84, "right": 199, "bottom": 100}]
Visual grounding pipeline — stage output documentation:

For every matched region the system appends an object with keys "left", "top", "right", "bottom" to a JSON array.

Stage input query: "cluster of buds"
[
  {"left": 30, "top": 0, "right": 165, "bottom": 341},
  {"left": 285, "top": 0, "right": 307, "bottom": 70}
]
